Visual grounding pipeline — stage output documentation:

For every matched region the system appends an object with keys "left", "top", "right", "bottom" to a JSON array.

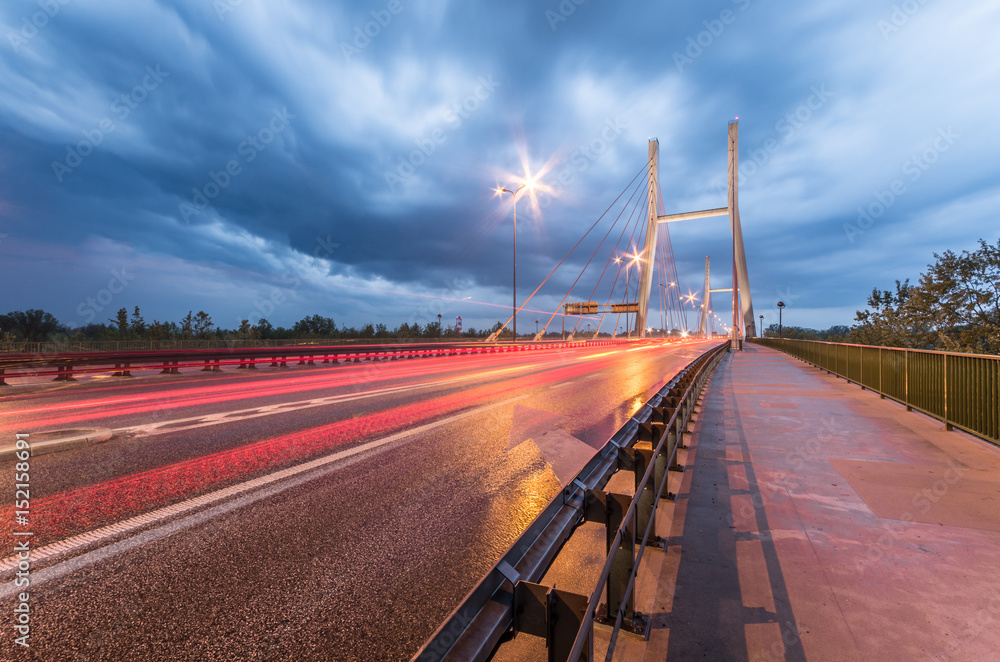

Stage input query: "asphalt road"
[{"left": 0, "top": 339, "right": 718, "bottom": 661}]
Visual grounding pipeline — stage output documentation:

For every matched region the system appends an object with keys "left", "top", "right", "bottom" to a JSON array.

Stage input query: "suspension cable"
[{"left": 490, "top": 157, "right": 653, "bottom": 336}]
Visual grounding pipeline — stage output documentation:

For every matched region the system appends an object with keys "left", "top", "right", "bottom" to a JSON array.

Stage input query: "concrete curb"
[{"left": 0, "top": 428, "right": 113, "bottom": 461}]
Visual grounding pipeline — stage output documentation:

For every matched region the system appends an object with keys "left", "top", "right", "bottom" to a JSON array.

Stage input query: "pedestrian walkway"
[{"left": 638, "top": 343, "right": 1000, "bottom": 661}]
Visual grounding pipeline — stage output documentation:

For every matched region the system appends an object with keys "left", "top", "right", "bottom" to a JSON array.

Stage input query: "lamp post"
[
  {"left": 777, "top": 301, "right": 785, "bottom": 338},
  {"left": 759, "top": 314, "right": 764, "bottom": 338},
  {"left": 535, "top": 319, "right": 539, "bottom": 335},
  {"left": 437, "top": 313, "right": 442, "bottom": 337},
  {"left": 495, "top": 181, "right": 535, "bottom": 343}
]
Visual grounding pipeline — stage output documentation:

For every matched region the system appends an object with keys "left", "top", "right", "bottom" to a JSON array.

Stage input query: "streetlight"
[
  {"left": 494, "top": 180, "right": 536, "bottom": 342},
  {"left": 759, "top": 314, "right": 764, "bottom": 337},
  {"left": 437, "top": 313, "right": 442, "bottom": 337},
  {"left": 777, "top": 301, "right": 785, "bottom": 338},
  {"left": 535, "top": 319, "right": 539, "bottom": 335}
]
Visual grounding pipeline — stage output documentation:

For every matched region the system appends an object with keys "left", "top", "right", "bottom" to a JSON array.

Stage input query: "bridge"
[
  {"left": 486, "top": 121, "right": 753, "bottom": 345},
  {"left": 1, "top": 126, "right": 998, "bottom": 661}
]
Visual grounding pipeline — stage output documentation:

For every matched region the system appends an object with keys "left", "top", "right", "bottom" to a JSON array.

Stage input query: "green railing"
[{"left": 753, "top": 338, "right": 1000, "bottom": 446}]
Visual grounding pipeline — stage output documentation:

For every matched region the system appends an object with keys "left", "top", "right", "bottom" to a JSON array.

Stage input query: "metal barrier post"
[
  {"left": 513, "top": 582, "right": 592, "bottom": 662},
  {"left": 583, "top": 490, "right": 638, "bottom": 629}
]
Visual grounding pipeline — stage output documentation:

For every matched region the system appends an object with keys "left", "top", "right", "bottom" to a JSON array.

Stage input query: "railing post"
[
  {"left": 583, "top": 490, "right": 637, "bottom": 629},
  {"left": 513, "top": 581, "right": 592, "bottom": 662},
  {"left": 605, "top": 491, "right": 636, "bottom": 628},
  {"left": 629, "top": 447, "right": 657, "bottom": 546},
  {"left": 944, "top": 353, "right": 952, "bottom": 430},
  {"left": 905, "top": 350, "right": 912, "bottom": 411},
  {"left": 879, "top": 347, "right": 885, "bottom": 398},
  {"left": 52, "top": 364, "right": 76, "bottom": 381},
  {"left": 859, "top": 345, "right": 864, "bottom": 389}
]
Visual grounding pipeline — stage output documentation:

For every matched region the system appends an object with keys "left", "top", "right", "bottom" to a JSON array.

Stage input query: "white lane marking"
[{"left": 0, "top": 394, "right": 529, "bottom": 593}]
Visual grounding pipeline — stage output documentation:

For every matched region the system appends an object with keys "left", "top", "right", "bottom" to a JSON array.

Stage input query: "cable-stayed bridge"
[{"left": 488, "top": 121, "right": 755, "bottom": 345}]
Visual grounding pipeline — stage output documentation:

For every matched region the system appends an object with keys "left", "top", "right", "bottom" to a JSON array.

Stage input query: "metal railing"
[
  {"left": 0, "top": 336, "right": 502, "bottom": 355},
  {"left": 0, "top": 338, "right": 669, "bottom": 385},
  {"left": 411, "top": 341, "right": 729, "bottom": 662},
  {"left": 754, "top": 338, "right": 1000, "bottom": 446}
]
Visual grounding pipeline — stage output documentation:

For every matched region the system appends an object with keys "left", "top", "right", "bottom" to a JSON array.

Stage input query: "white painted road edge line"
[{"left": 0, "top": 394, "right": 529, "bottom": 594}]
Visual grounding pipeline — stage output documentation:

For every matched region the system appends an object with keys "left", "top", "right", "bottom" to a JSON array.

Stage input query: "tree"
[
  {"left": 851, "top": 280, "right": 922, "bottom": 348},
  {"left": 254, "top": 318, "right": 273, "bottom": 339},
  {"left": 293, "top": 314, "right": 336, "bottom": 336},
  {"left": 192, "top": 311, "right": 214, "bottom": 338},
  {"left": 130, "top": 306, "right": 146, "bottom": 337},
  {"left": 423, "top": 321, "right": 442, "bottom": 338},
  {"left": 148, "top": 320, "right": 172, "bottom": 340},
  {"left": 109, "top": 307, "right": 130, "bottom": 339},
  {"left": 395, "top": 322, "right": 418, "bottom": 338},
  {"left": 1, "top": 309, "right": 61, "bottom": 342},
  {"left": 851, "top": 238, "right": 1000, "bottom": 354},
  {"left": 179, "top": 311, "right": 195, "bottom": 339},
  {"left": 233, "top": 319, "right": 260, "bottom": 342},
  {"left": 911, "top": 238, "right": 1000, "bottom": 354}
]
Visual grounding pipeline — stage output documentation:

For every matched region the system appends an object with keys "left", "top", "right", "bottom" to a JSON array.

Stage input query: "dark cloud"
[{"left": 1, "top": 0, "right": 999, "bottom": 332}]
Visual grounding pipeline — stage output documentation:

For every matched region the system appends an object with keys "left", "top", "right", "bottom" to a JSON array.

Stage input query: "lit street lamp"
[
  {"left": 494, "top": 180, "right": 536, "bottom": 343},
  {"left": 777, "top": 301, "right": 785, "bottom": 338}
]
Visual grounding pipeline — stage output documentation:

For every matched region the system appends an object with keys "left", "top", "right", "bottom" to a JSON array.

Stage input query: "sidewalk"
[{"left": 639, "top": 343, "right": 1000, "bottom": 661}]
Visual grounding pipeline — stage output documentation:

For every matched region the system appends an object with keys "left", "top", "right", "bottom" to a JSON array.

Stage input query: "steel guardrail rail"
[
  {"left": 0, "top": 338, "right": 683, "bottom": 385},
  {"left": 410, "top": 341, "right": 729, "bottom": 662},
  {"left": 753, "top": 338, "right": 1000, "bottom": 446}
]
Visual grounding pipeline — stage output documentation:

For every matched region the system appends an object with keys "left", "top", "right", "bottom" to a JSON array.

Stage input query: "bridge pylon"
[{"left": 634, "top": 123, "right": 755, "bottom": 341}]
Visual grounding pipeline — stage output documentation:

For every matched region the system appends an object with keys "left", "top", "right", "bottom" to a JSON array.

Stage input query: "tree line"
[{"left": 0, "top": 308, "right": 505, "bottom": 343}]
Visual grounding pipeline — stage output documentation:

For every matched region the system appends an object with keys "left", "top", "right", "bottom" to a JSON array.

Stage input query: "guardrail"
[
  {"left": 0, "top": 337, "right": 511, "bottom": 354},
  {"left": 411, "top": 341, "right": 729, "bottom": 662},
  {"left": 753, "top": 338, "right": 1000, "bottom": 446},
  {"left": 0, "top": 338, "right": 667, "bottom": 385}
]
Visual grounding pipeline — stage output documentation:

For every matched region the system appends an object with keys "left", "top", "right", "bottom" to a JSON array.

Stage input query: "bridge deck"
[{"left": 635, "top": 343, "right": 1000, "bottom": 661}]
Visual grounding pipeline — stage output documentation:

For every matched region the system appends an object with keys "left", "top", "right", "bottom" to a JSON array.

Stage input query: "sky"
[{"left": 1, "top": 0, "right": 999, "bottom": 336}]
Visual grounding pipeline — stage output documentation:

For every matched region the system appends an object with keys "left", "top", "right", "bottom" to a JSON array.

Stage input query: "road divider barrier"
[
  {"left": 0, "top": 339, "right": 690, "bottom": 385},
  {"left": 411, "top": 341, "right": 729, "bottom": 662}
]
